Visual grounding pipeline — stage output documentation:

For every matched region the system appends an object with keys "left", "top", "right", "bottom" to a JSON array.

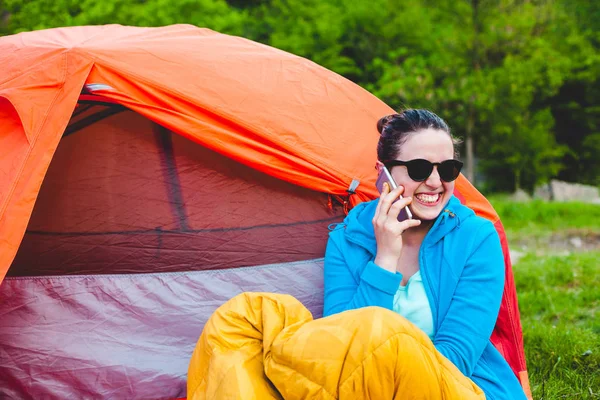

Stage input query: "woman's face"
[{"left": 390, "top": 128, "right": 456, "bottom": 222}]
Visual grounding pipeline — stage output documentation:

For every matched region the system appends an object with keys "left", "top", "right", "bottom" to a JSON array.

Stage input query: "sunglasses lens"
[
  {"left": 406, "top": 159, "right": 433, "bottom": 181},
  {"left": 392, "top": 159, "right": 463, "bottom": 182},
  {"left": 439, "top": 160, "right": 463, "bottom": 182}
]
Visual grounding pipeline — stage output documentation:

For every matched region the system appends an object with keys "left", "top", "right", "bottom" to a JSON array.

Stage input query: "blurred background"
[{"left": 1, "top": 0, "right": 598, "bottom": 195}]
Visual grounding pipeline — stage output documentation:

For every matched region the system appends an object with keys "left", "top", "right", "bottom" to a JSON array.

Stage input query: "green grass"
[
  {"left": 495, "top": 199, "right": 600, "bottom": 399},
  {"left": 516, "top": 252, "right": 599, "bottom": 399},
  {"left": 488, "top": 197, "right": 600, "bottom": 242}
]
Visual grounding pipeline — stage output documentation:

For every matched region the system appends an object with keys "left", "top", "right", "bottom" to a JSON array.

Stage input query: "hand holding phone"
[
  {"left": 375, "top": 165, "right": 413, "bottom": 222},
  {"left": 373, "top": 165, "right": 421, "bottom": 273}
]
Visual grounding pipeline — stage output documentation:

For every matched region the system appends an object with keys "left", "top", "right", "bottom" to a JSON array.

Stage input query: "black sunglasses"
[{"left": 384, "top": 159, "right": 463, "bottom": 182}]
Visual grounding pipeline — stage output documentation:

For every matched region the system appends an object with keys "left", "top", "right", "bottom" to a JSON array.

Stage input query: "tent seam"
[
  {"left": 0, "top": 52, "right": 68, "bottom": 224},
  {"left": 83, "top": 55, "right": 356, "bottom": 193},
  {"left": 3, "top": 257, "right": 326, "bottom": 281},
  {"left": 0, "top": 49, "right": 71, "bottom": 87}
]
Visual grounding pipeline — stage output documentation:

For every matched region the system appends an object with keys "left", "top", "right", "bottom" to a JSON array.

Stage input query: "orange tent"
[{"left": 0, "top": 25, "right": 530, "bottom": 399}]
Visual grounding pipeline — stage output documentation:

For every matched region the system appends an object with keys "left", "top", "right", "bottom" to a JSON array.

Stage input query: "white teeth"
[{"left": 416, "top": 193, "right": 440, "bottom": 203}]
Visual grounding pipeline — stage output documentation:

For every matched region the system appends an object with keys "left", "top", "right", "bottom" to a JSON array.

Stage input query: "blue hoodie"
[{"left": 323, "top": 196, "right": 527, "bottom": 400}]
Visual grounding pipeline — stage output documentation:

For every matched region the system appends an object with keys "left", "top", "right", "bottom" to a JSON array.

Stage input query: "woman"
[{"left": 323, "top": 109, "right": 527, "bottom": 399}]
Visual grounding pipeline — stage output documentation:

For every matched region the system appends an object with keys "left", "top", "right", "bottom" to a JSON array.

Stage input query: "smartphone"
[{"left": 375, "top": 165, "right": 413, "bottom": 222}]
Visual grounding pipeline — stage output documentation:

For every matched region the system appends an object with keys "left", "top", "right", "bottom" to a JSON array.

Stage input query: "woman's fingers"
[
  {"left": 378, "top": 184, "right": 405, "bottom": 218},
  {"left": 397, "top": 217, "right": 422, "bottom": 232},
  {"left": 387, "top": 194, "right": 412, "bottom": 222},
  {"left": 373, "top": 182, "right": 389, "bottom": 222}
]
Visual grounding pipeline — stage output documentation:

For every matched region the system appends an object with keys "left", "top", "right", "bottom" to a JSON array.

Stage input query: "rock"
[
  {"left": 511, "top": 188, "right": 531, "bottom": 202},
  {"left": 549, "top": 180, "right": 600, "bottom": 203},
  {"left": 582, "top": 349, "right": 592, "bottom": 357},
  {"left": 569, "top": 237, "right": 583, "bottom": 249},
  {"left": 533, "top": 183, "right": 552, "bottom": 201},
  {"left": 510, "top": 249, "right": 525, "bottom": 264}
]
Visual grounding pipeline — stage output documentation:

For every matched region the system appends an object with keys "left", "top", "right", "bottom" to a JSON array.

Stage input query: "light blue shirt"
[{"left": 393, "top": 271, "right": 435, "bottom": 339}]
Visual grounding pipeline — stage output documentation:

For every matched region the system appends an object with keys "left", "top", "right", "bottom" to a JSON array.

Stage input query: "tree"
[
  {"left": 1, "top": 0, "right": 248, "bottom": 36},
  {"left": 547, "top": 0, "right": 600, "bottom": 187},
  {"left": 374, "top": 0, "right": 582, "bottom": 192}
]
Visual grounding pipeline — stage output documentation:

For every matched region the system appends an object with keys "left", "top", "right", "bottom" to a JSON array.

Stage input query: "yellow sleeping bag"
[{"left": 188, "top": 292, "right": 485, "bottom": 400}]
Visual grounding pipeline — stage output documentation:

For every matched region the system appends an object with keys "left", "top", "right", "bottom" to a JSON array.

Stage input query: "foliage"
[
  {"left": 0, "top": 0, "right": 248, "bottom": 36},
  {"left": 0, "top": 0, "right": 599, "bottom": 192}
]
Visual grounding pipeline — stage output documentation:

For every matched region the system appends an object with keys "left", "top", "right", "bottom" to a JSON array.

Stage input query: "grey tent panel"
[{"left": 0, "top": 259, "right": 325, "bottom": 399}]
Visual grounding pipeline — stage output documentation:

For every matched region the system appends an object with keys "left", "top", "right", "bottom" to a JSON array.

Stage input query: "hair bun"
[{"left": 376, "top": 114, "right": 399, "bottom": 135}]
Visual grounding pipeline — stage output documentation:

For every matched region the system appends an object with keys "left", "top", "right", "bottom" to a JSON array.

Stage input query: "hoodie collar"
[{"left": 342, "top": 195, "right": 474, "bottom": 256}]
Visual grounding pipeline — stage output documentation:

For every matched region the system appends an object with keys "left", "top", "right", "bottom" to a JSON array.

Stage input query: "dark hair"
[{"left": 376, "top": 109, "right": 461, "bottom": 161}]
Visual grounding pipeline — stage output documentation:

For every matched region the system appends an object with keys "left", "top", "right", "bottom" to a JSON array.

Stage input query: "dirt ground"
[{"left": 510, "top": 230, "right": 600, "bottom": 264}]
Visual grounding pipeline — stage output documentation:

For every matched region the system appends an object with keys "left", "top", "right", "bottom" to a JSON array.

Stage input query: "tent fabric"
[
  {"left": 0, "top": 259, "right": 326, "bottom": 399},
  {"left": 0, "top": 24, "right": 391, "bottom": 284},
  {"left": 9, "top": 108, "right": 343, "bottom": 276},
  {"left": 0, "top": 24, "right": 530, "bottom": 399}
]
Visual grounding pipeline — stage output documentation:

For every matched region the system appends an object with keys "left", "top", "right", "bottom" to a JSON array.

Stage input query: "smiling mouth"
[{"left": 414, "top": 193, "right": 441, "bottom": 205}]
